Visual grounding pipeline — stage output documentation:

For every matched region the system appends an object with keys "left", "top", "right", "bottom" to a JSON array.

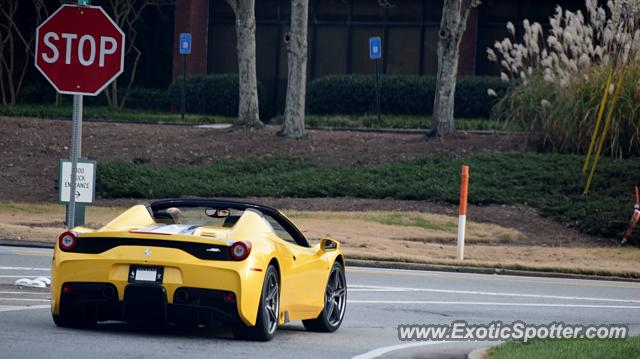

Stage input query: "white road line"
[
  {"left": 0, "top": 247, "right": 52, "bottom": 252},
  {"left": 349, "top": 284, "right": 640, "bottom": 303},
  {"left": 0, "top": 291, "right": 49, "bottom": 296},
  {"left": 0, "top": 305, "right": 49, "bottom": 313},
  {"left": 347, "top": 267, "right": 640, "bottom": 289},
  {"left": 0, "top": 266, "right": 50, "bottom": 271},
  {"left": 351, "top": 341, "right": 455, "bottom": 359},
  {"left": 0, "top": 276, "right": 44, "bottom": 278},
  {"left": 348, "top": 300, "right": 640, "bottom": 309},
  {"left": 0, "top": 297, "right": 50, "bottom": 302}
]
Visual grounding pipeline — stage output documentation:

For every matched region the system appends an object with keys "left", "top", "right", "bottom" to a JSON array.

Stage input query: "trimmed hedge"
[
  {"left": 17, "top": 83, "right": 170, "bottom": 111},
  {"left": 123, "top": 87, "right": 171, "bottom": 111},
  {"left": 168, "top": 74, "right": 268, "bottom": 118},
  {"left": 307, "top": 75, "right": 509, "bottom": 118},
  {"left": 18, "top": 83, "right": 57, "bottom": 104},
  {"left": 18, "top": 74, "right": 502, "bottom": 120}
]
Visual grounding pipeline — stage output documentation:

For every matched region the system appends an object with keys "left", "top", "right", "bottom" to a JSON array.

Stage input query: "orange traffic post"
[{"left": 457, "top": 165, "right": 470, "bottom": 260}]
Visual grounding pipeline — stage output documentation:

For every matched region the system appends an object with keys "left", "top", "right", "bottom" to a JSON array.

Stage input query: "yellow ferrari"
[{"left": 51, "top": 199, "right": 346, "bottom": 341}]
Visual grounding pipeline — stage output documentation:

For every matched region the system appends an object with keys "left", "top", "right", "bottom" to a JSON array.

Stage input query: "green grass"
[
  {"left": 489, "top": 337, "right": 640, "bottom": 359},
  {"left": 0, "top": 104, "right": 233, "bottom": 124},
  {"left": 96, "top": 153, "right": 640, "bottom": 239},
  {"left": 1, "top": 105, "right": 501, "bottom": 130},
  {"left": 369, "top": 212, "right": 456, "bottom": 232},
  {"left": 271, "top": 115, "right": 503, "bottom": 131}
]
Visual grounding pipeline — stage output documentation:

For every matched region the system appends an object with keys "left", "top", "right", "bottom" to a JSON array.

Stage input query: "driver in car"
[{"left": 165, "top": 207, "right": 182, "bottom": 224}]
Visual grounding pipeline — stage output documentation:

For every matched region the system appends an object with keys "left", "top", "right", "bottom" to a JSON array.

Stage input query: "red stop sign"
[{"left": 35, "top": 5, "right": 125, "bottom": 96}]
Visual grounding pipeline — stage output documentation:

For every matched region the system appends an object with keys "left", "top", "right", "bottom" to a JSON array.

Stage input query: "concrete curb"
[
  {"left": 347, "top": 259, "right": 640, "bottom": 283},
  {"left": 0, "top": 239, "right": 54, "bottom": 249},
  {"left": 467, "top": 347, "right": 491, "bottom": 359},
  {"left": 3, "top": 238, "right": 639, "bottom": 282}
]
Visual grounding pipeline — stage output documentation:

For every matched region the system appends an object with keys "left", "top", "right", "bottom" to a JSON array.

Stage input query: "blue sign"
[
  {"left": 369, "top": 37, "right": 382, "bottom": 60},
  {"left": 179, "top": 33, "right": 191, "bottom": 55}
]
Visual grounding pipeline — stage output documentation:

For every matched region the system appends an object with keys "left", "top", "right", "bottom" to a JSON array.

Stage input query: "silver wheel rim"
[
  {"left": 264, "top": 271, "right": 279, "bottom": 334},
  {"left": 324, "top": 267, "right": 346, "bottom": 326}
]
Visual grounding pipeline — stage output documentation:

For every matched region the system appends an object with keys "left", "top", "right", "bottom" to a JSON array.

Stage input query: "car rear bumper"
[
  {"left": 51, "top": 245, "right": 267, "bottom": 326},
  {"left": 57, "top": 282, "right": 241, "bottom": 326}
]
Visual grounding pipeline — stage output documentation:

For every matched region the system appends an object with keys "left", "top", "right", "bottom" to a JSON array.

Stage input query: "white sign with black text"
[{"left": 59, "top": 159, "right": 96, "bottom": 204}]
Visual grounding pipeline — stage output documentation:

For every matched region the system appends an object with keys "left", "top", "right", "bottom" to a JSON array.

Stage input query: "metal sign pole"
[
  {"left": 67, "top": 94, "right": 83, "bottom": 229},
  {"left": 374, "top": 58, "right": 381, "bottom": 123},
  {"left": 181, "top": 54, "right": 186, "bottom": 120}
]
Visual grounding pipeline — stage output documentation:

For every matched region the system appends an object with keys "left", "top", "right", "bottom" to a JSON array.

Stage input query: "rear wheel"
[
  {"left": 303, "top": 262, "right": 346, "bottom": 332},
  {"left": 232, "top": 264, "right": 279, "bottom": 341}
]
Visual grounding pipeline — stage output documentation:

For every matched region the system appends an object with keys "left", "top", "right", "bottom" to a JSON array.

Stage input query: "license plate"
[{"left": 128, "top": 265, "right": 163, "bottom": 283}]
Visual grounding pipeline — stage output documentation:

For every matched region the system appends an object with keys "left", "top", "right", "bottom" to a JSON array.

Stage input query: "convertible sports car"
[{"left": 51, "top": 199, "right": 347, "bottom": 341}]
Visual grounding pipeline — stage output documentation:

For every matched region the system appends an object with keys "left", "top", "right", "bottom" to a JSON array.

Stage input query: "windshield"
[{"left": 153, "top": 206, "right": 245, "bottom": 228}]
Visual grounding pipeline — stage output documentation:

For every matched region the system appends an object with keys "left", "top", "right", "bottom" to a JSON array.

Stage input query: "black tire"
[
  {"left": 303, "top": 262, "right": 347, "bottom": 332},
  {"left": 232, "top": 264, "right": 279, "bottom": 341},
  {"left": 52, "top": 312, "right": 96, "bottom": 329}
]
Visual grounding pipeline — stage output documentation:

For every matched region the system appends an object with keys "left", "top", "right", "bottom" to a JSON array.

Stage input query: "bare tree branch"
[
  {"left": 102, "top": 0, "right": 163, "bottom": 109},
  {"left": 0, "top": 0, "right": 48, "bottom": 105}
]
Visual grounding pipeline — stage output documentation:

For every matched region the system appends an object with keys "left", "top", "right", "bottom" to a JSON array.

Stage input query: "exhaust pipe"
[
  {"left": 102, "top": 286, "right": 115, "bottom": 299},
  {"left": 174, "top": 288, "right": 189, "bottom": 304}
]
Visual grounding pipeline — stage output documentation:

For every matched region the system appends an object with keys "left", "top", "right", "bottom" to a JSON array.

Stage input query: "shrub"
[
  {"left": 488, "top": 0, "right": 640, "bottom": 157},
  {"left": 493, "top": 67, "right": 640, "bottom": 157},
  {"left": 168, "top": 74, "right": 269, "bottom": 118},
  {"left": 96, "top": 153, "right": 640, "bottom": 240},
  {"left": 17, "top": 83, "right": 170, "bottom": 112},
  {"left": 455, "top": 77, "right": 508, "bottom": 118},
  {"left": 122, "top": 87, "right": 171, "bottom": 112},
  {"left": 18, "top": 83, "right": 107, "bottom": 106},
  {"left": 18, "top": 83, "right": 57, "bottom": 104},
  {"left": 307, "top": 75, "right": 508, "bottom": 118}
]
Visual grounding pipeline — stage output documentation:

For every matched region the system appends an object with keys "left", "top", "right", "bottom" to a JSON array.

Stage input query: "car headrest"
[{"left": 222, "top": 215, "right": 241, "bottom": 227}]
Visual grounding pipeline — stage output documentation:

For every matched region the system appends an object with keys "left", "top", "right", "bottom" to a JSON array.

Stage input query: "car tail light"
[
  {"left": 224, "top": 292, "right": 236, "bottom": 303},
  {"left": 58, "top": 231, "right": 77, "bottom": 251},
  {"left": 62, "top": 284, "right": 72, "bottom": 295},
  {"left": 229, "top": 241, "right": 251, "bottom": 261}
]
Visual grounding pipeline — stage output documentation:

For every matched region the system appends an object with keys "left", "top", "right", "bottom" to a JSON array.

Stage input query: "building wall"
[
  {"left": 175, "top": 0, "right": 588, "bottom": 115},
  {"left": 173, "top": 0, "right": 209, "bottom": 80}
]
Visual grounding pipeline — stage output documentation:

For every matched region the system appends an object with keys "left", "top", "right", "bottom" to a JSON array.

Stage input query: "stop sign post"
[{"left": 35, "top": 2, "right": 124, "bottom": 228}]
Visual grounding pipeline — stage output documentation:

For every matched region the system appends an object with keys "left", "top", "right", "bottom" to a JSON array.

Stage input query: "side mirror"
[{"left": 320, "top": 238, "right": 338, "bottom": 252}]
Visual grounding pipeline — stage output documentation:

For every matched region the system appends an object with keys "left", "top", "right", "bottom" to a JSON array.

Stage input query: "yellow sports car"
[{"left": 51, "top": 199, "right": 346, "bottom": 341}]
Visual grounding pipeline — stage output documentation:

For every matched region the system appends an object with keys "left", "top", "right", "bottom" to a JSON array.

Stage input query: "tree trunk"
[
  {"left": 227, "top": 0, "right": 263, "bottom": 128},
  {"left": 279, "top": 0, "right": 308, "bottom": 138},
  {"left": 430, "top": 0, "right": 475, "bottom": 138},
  {"left": 111, "top": 81, "right": 119, "bottom": 109},
  {"left": 0, "top": 31, "right": 5, "bottom": 105}
]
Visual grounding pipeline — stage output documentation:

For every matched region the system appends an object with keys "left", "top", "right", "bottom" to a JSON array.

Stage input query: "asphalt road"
[{"left": 1, "top": 245, "right": 640, "bottom": 359}]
